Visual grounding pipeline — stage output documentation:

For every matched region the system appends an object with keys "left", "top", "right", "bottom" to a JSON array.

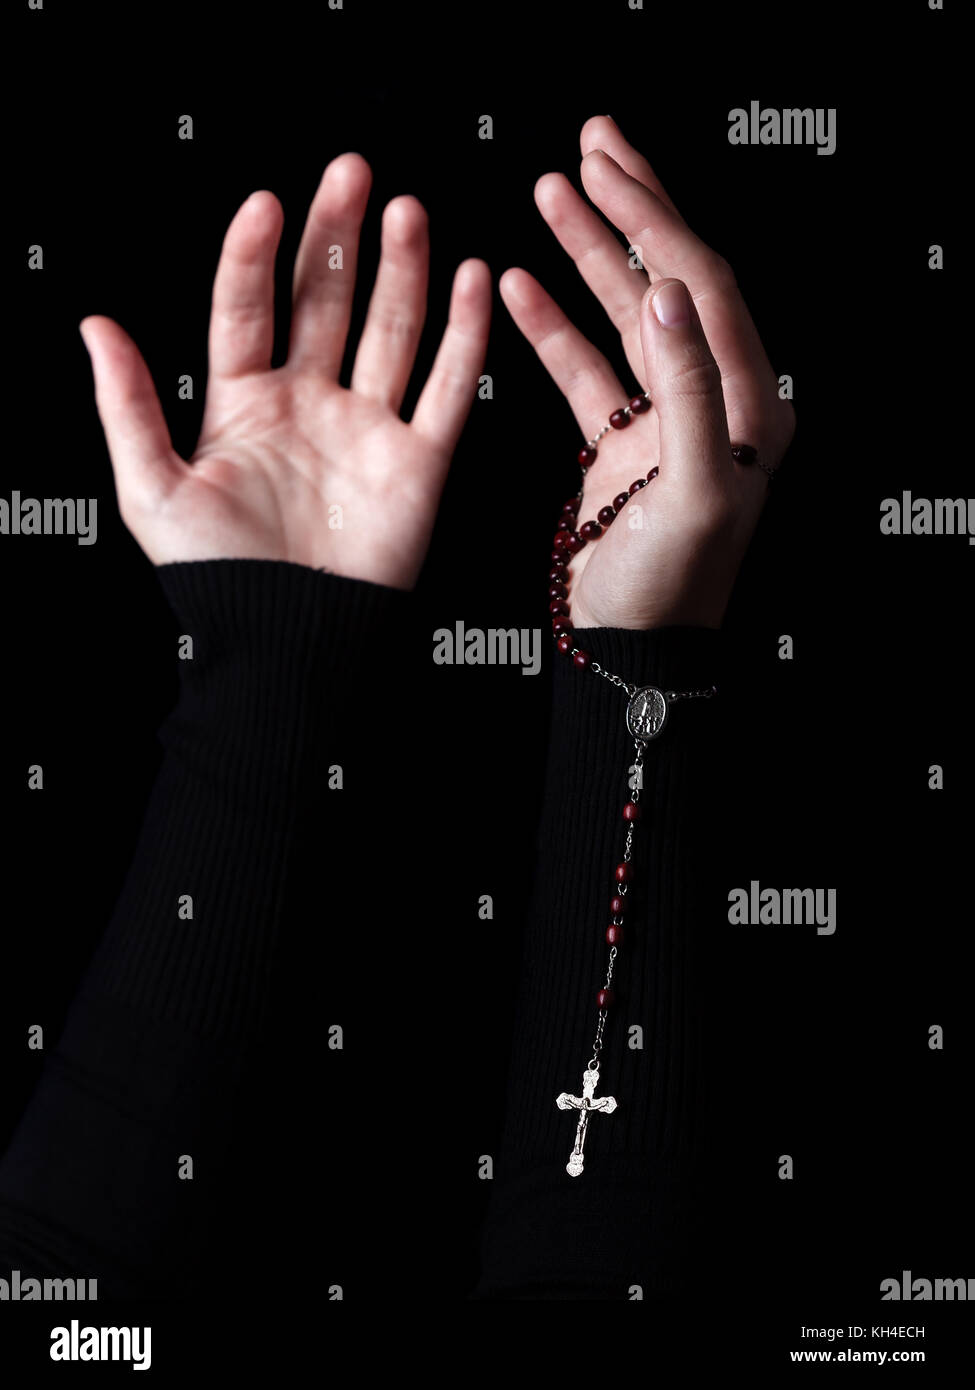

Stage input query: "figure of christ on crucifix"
[{"left": 555, "top": 1067, "right": 618, "bottom": 1177}]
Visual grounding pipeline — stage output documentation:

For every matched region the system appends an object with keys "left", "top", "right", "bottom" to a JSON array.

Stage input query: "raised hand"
[
  {"left": 501, "top": 116, "right": 794, "bottom": 629},
  {"left": 80, "top": 153, "right": 491, "bottom": 589}
]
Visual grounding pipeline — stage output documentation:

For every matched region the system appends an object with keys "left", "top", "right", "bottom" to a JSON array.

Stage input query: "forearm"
[
  {"left": 0, "top": 558, "right": 408, "bottom": 1295},
  {"left": 473, "top": 625, "right": 726, "bottom": 1299}
]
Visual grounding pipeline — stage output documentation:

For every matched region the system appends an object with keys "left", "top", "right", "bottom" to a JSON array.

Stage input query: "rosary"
[{"left": 548, "top": 390, "right": 771, "bottom": 1177}]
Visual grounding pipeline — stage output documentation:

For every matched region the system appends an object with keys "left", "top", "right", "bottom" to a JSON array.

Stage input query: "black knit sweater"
[{"left": 0, "top": 559, "right": 723, "bottom": 1301}]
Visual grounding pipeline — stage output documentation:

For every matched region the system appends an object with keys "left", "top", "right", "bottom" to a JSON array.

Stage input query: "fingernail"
[{"left": 652, "top": 281, "right": 690, "bottom": 327}]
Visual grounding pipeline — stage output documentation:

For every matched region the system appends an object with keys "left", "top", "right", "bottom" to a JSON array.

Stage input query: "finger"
[
  {"left": 579, "top": 115, "right": 685, "bottom": 218},
  {"left": 498, "top": 267, "right": 627, "bottom": 437},
  {"left": 350, "top": 195, "right": 429, "bottom": 411},
  {"left": 288, "top": 152, "right": 372, "bottom": 375},
  {"left": 534, "top": 172, "right": 647, "bottom": 384},
  {"left": 581, "top": 148, "right": 723, "bottom": 287},
  {"left": 581, "top": 150, "right": 780, "bottom": 436},
  {"left": 79, "top": 316, "right": 184, "bottom": 511},
  {"left": 208, "top": 190, "right": 284, "bottom": 379},
  {"left": 410, "top": 259, "right": 492, "bottom": 458},
  {"left": 639, "top": 279, "right": 731, "bottom": 500}
]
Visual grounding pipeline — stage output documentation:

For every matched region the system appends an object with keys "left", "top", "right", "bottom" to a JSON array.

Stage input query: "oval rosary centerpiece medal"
[{"left": 626, "top": 686, "right": 668, "bottom": 741}]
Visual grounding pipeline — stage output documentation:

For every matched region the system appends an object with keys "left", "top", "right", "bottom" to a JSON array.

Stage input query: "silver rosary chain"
[
  {"left": 587, "top": 1009, "right": 607, "bottom": 1072},
  {"left": 665, "top": 684, "right": 719, "bottom": 702},
  {"left": 586, "top": 732, "right": 642, "bottom": 1071},
  {"left": 586, "top": 945, "right": 616, "bottom": 1071},
  {"left": 578, "top": 681, "right": 714, "bottom": 1075},
  {"left": 588, "top": 661, "right": 637, "bottom": 696},
  {"left": 577, "top": 653, "right": 718, "bottom": 706}
]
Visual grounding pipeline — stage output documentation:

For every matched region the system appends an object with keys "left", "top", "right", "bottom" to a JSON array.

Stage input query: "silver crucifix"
[{"left": 555, "top": 1067, "right": 617, "bottom": 1177}]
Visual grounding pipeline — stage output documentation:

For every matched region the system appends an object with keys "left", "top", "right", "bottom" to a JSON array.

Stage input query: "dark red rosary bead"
[
  {"left": 549, "top": 582, "right": 568, "bottom": 600},
  {"left": 597, "top": 505, "right": 617, "bottom": 527},
  {"left": 577, "top": 446, "right": 597, "bottom": 468},
  {"left": 556, "top": 517, "right": 573, "bottom": 534},
  {"left": 597, "top": 988, "right": 615, "bottom": 1009},
  {"left": 731, "top": 444, "right": 757, "bottom": 465},
  {"left": 551, "top": 550, "right": 565, "bottom": 564},
  {"left": 629, "top": 394, "right": 651, "bottom": 414},
  {"left": 553, "top": 532, "right": 569, "bottom": 550},
  {"left": 564, "top": 531, "right": 585, "bottom": 553},
  {"left": 610, "top": 894, "right": 628, "bottom": 917},
  {"left": 613, "top": 492, "right": 630, "bottom": 512},
  {"left": 609, "top": 409, "right": 630, "bottom": 430},
  {"left": 623, "top": 801, "right": 641, "bottom": 822},
  {"left": 579, "top": 520, "right": 602, "bottom": 541},
  {"left": 573, "top": 649, "right": 592, "bottom": 670},
  {"left": 549, "top": 565, "right": 569, "bottom": 583},
  {"left": 646, "top": 466, "right": 659, "bottom": 481},
  {"left": 549, "top": 599, "right": 570, "bottom": 616},
  {"left": 629, "top": 478, "right": 647, "bottom": 494},
  {"left": 615, "top": 862, "right": 633, "bottom": 883},
  {"left": 606, "top": 924, "right": 624, "bottom": 946},
  {"left": 556, "top": 634, "right": 574, "bottom": 655},
  {"left": 552, "top": 618, "right": 573, "bottom": 637}
]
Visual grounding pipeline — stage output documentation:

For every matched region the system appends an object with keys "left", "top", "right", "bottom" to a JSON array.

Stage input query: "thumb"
[
  {"left": 639, "top": 278, "right": 731, "bottom": 497},
  {"left": 79, "top": 316, "right": 184, "bottom": 520}
]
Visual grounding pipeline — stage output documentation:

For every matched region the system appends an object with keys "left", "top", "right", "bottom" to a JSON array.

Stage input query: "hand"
[
  {"left": 500, "top": 116, "right": 794, "bottom": 629},
  {"left": 80, "top": 154, "right": 491, "bottom": 589}
]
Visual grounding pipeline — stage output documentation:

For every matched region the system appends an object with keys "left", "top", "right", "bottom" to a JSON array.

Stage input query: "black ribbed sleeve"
[
  {"left": 0, "top": 558, "right": 409, "bottom": 1296},
  {"left": 472, "top": 625, "right": 725, "bottom": 1300},
  {"left": 0, "top": 555, "right": 725, "bottom": 1301}
]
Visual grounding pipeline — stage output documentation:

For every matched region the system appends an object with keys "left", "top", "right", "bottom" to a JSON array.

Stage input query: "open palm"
[{"left": 80, "top": 153, "right": 491, "bottom": 589}]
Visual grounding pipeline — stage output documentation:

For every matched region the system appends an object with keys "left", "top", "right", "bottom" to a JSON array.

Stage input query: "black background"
[{"left": 3, "top": 0, "right": 970, "bottom": 1370}]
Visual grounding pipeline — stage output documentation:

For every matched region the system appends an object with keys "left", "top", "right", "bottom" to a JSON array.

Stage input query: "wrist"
[{"left": 568, "top": 560, "right": 732, "bottom": 632}]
